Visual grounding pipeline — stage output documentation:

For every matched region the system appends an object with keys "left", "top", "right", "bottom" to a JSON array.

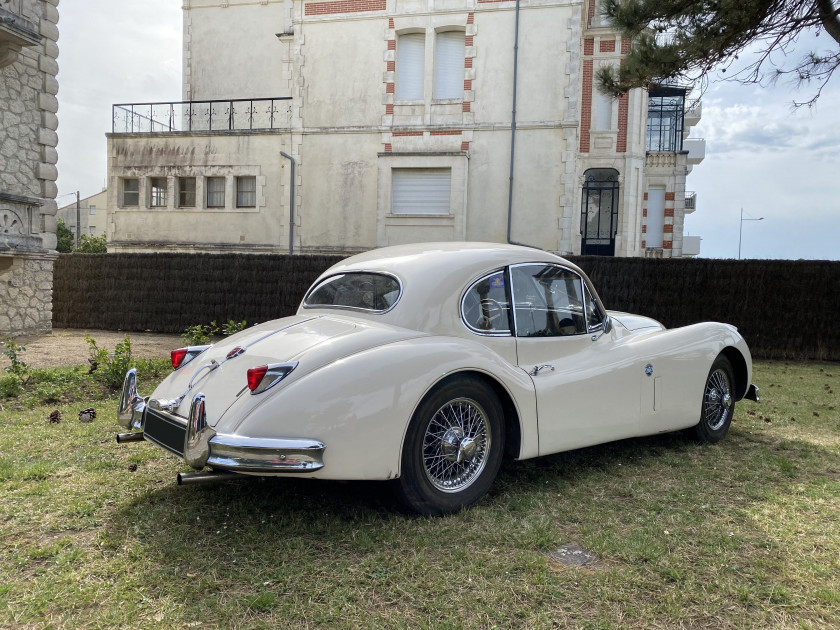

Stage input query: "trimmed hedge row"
[{"left": 53, "top": 253, "right": 840, "bottom": 360}]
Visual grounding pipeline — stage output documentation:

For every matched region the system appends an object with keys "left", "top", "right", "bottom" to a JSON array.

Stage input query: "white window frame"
[
  {"left": 149, "top": 177, "right": 167, "bottom": 208},
  {"left": 236, "top": 176, "right": 257, "bottom": 208},
  {"left": 206, "top": 177, "right": 226, "bottom": 208},
  {"left": 121, "top": 178, "right": 139, "bottom": 207}
]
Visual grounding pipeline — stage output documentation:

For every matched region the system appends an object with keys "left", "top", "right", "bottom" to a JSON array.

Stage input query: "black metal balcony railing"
[{"left": 112, "top": 97, "right": 293, "bottom": 134}]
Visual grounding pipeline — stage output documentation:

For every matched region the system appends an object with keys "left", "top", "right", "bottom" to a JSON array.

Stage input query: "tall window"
[
  {"left": 647, "top": 87, "right": 685, "bottom": 152},
  {"left": 89, "top": 205, "right": 96, "bottom": 215},
  {"left": 150, "top": 177, "right": 167, "bottom": 207},
  {"left": 397, "top": 33, "right": 425, "bottom": 101},
  {"left": 236, "top": 176, "right": 256, "bottom": 208},
  {"left": 122, "top": 178, "right": 139, "bottom": 207},
  {"left": 594, "top": 90, "right": 613, "bottom": 130},
  {"left": 646, "top": 187, "right": 666, "bottom": 248},
  {"left": 178, "top": 177, "right": 196, "bottom": 208},
  {"left": 207, "top": 177, "right": 225, "bottom": 208},
  {"left": 434, "top": 31, "right": 465, "bottom": 99},
  {"left": 391, "top": 168, "right": 451, "bottom": 215},
  {"left": 580, "top": 168, "right": 620, "bottom": 256}
]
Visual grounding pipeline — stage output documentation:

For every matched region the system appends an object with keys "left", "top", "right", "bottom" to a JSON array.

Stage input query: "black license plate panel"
[{"left": 144, "top": 408, "right": 187, "bottom": 457}]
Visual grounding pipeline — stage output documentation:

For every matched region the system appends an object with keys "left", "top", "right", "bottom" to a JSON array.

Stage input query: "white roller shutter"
[
  {"left": 434, "top": 31, "right": 465, "bottom": 99},
  {"left": 392, "top": 169, "right": 451, "bottom": 215},
  {"left": 397, "top": 34, "right": 425, "bottom": 101},
  {"left": 646, "top": 187, "right": 665, "bottom": 248}
]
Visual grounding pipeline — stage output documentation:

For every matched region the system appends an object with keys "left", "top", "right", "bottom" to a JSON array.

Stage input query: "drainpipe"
[
  {"left": 279, "top": 151, "right": 295, "bottom": 254},
  {"left": 506, "top": 0, "right": 538, "bottom": 249}
]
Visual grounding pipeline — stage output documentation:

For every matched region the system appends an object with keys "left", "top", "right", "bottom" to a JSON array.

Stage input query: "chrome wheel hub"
[{"left": 422, "top": 398, "right": 490, "bottom": 493}]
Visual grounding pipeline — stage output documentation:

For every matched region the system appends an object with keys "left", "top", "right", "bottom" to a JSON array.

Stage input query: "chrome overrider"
[{"left": 116, "top": 369, "right": 326, "bottom": 474}]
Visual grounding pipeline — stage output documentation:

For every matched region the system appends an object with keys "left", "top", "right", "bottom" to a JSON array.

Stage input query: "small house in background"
[
  {"left": 106, "top": 0, "right": 703, "bottom": 258},
  {"left": 0, "top": 0, "right": 60, "bottom": 337},
  {"left": 57, "top": 190, "right": 108, "bottom": 241}
]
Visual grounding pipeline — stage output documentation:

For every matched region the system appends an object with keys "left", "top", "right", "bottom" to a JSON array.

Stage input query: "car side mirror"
[{"left": 603, "top": 314, "right": 612, "bottom": 334}]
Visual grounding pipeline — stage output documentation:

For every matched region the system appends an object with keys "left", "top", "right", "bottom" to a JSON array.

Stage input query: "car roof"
[{"left": 303, "top": 242, "right": 591, "bottom": 335}]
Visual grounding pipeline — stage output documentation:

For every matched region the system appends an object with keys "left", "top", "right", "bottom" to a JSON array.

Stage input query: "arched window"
[{"left": 580, "top": 168, "right": 619, "bottom": 256}]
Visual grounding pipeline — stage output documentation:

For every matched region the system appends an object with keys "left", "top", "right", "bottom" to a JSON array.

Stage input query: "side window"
[
  {"left": 461, "top": 271, "right": 511, "bottom": 335},
  {"left": 584, "top": 284, "right": 605, "bottom": 331},
  {"left": 510, "top": 265, "right": 587, "bottom": 337}
]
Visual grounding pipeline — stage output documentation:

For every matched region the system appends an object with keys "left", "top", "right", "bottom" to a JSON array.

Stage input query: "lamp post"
[{"left": 738, "top": 208, "right": 764, "bottom": 260}]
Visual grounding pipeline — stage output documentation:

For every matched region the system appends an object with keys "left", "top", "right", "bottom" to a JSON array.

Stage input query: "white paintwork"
[{"left": 146, "top": 242, "right": 753, "bottom": 480}]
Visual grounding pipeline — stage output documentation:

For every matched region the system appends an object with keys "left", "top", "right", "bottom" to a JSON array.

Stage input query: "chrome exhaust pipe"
[
  {"left": 116, "top": 432, "right": 145, "bottom": 444},
  {"left": 176, "top": 471, "right": 240, "bottom": 485}
]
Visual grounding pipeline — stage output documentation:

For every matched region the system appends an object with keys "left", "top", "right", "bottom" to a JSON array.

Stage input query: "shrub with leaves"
[
  {"left": 1, "top": 338, "right": 28, "bottom": 378},
  {"left": 0, "top": 374, "right": 23, "bottom": 398},
  {"left": 221, "top": 319, "right": 247, "bottom": 336},
  {"left": 182, "top": 323, "right": 216, "bottom": 346},
  {"left": 84, "top": 334, "right": 134, "bottom": 389}
]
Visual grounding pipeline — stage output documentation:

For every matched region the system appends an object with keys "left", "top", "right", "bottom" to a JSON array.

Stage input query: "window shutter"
[
  {"left": 397, "top": 34, "right": 425, "bottom": 101},
  {"left": 646, "top": 187, "right": 666, "bottom": 248},
  {"left": 434, "top": 31, "right": 465, "bottom": 99},
  {"left": 392, "top": 169, "right": 451, "bottom": 215}
]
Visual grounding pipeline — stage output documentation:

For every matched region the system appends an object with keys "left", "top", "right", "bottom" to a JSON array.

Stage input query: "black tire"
[
  {"left": 693, "top": 355, "right": 736, "bottom": 444},
  {"left": 394, "top": 376, "right": 505, "bottom": 515}
]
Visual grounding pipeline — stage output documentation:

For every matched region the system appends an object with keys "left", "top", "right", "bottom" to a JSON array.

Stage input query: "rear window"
[{"left": 303, "top": 273, "right": 402, "bottom": 313}]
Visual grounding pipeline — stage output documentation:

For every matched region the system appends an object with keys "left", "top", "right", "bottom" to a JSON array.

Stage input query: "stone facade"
[
  {"left": 107, "top": 0, "right": 702, "bottom": 258},
  {"left": 0, "top": 0, "right": 59, "bottom": 337}
]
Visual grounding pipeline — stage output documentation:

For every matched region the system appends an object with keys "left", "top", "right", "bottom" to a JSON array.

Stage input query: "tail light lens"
[
  {"left": 246, "top": 362, "right": 298, "bottom": 394},
  {"left": 171, "top": 345, "right": 211, "bottom": 369}
]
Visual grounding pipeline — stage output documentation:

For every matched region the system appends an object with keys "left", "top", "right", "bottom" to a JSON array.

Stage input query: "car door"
[{"left": 510, "top": 263, "right": 642, "bottom": 455}]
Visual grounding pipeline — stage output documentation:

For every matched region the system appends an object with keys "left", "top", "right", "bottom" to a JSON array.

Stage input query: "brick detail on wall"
[
  {"left": 664, "top": 208, "right": 674, "bottom": 217},
  {"left": 663, "top": 240, "right": 673, "bottom": 249},
  {"left": 463, "top": 102, "right": 471, "bottom": 112},
  {"left": 386, "top": 60, "right": 395, "bottom": 72},
  {"left": 430, "top": 130, "right": 462, "bottom": 136},
  {"left": 664, "top": 224, "right": 674, "bottom": 233},
  {"left": 393, "top": 131, "right": 423, "bottom": 137},
  {"left": 580, "top": 60, "right": 593, "bottom": 152},
  {"left": 304, "top": 0, "right": 386, "bottom": 16},
  {"left": 384, "top": 143, "right": 392, "bottom": 152},
  {"left": 599, "top": 40, "right": 616, "bottom": 53},
  {"left": 616, "top": 92, "right": 629, "bottom": 152},
  {"left": 588, "top": 0, "right": 597, "bottom": 26},
  {"left": 387, "top": 39, "right": 395, "bottom": 50},
  {"left": 461, "top": 141, "right": 470, "bottom": 151},
  {"left": 641, "top": 240, "right": 646, "bottom": 248},
  {"left": 388, "top": 17, "right": 394, "bottom": 28},
  {"left": 385, "top": 104, "right": 394, "bottom": 114},
  {"left": 385, "top": 82, "right": 394, "bottom": 94},
  {"left": 621, "top": 38, "right": 631, "bottom": 54},
  {"left": 665, "top": 192, "right": 675, "bottom": 200},
  {"left": 464, "top": 79, "right": 472, "bottom": 90},
  {"left": 584, "top": 38, "right": 594, "bottom": 56}
]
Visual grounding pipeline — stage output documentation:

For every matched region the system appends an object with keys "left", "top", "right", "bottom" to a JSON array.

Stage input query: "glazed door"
[
  {"left": 510, "top": 263, "right": 641, "bottom": 455},
  {"left": 580, "top": 169, "right": 619, "bottom": 256}
]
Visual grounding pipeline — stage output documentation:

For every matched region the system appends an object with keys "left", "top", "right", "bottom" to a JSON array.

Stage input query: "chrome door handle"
[{"left": 530, "top": 364, "right": 555, "bottom": 376}]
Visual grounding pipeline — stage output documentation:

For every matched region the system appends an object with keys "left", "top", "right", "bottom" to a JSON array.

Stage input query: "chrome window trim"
[
  {"left": 508, "top": 262, "right": 589, "bottom": 339},
  {"left": 301, "top": 271, "right": 403, "bottom": 314},
  {"left": 583, "top": 282, "right": 607, "bottom": 334},
  {"left": 460, "top": 268, "right": 513, "bottom": 337}
]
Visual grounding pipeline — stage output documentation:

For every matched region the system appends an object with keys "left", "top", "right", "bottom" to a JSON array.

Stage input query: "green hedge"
[{"left": 53, "top": 253, "right": 840, "bottom": 360}]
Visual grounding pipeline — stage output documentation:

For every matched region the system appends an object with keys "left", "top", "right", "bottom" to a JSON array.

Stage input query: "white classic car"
[{"left": 117, "top": 242, "right": 758, "bottom": 515}]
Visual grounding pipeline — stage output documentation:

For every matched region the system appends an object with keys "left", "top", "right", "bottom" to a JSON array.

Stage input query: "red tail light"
[
  {"left": 171, "top": 348, "right": 189, "bottom": 369},
  {"left": 247, "top": 365, "right": 269, "bottom": 391}
]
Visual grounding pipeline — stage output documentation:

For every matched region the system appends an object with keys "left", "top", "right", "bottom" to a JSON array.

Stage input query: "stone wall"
[{"left": 0, "top": 0, "right": 59, "bottom": 337}]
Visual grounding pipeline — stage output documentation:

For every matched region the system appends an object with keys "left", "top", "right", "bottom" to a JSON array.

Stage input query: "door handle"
[{"left": 530, "top": 364, "right": 555, "bottom": 376}]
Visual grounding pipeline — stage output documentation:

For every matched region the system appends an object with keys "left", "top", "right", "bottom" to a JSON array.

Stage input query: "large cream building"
[{"left": 106, "top": 0, "right": 703, "bottom": 257}]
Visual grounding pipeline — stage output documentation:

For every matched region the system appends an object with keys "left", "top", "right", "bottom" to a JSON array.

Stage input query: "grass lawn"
[{"left": 1, "top": 360, "right": 838, "bottom": 629}]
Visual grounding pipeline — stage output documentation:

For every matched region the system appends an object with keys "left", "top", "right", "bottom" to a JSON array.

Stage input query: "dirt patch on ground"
[{"left": 1, "top": 329, "right": 183, "bottom": 370}]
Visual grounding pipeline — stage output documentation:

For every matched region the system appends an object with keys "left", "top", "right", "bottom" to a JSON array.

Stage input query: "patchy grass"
[{"left": 0, "top": 361, "right": 838, "bottom": 629}]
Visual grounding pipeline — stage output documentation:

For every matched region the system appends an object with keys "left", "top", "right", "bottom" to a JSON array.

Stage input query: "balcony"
[
  {"left": 684, "top": 138, "right": 706, "bottom": 165},
  {"left": 685, "top": 191, "right": 697, "bottom": 213},
  {"left": 112, "top": 98, "right": 292, "bottom": 134}
]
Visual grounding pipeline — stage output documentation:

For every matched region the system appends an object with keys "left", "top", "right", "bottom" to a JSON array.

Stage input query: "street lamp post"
[{"left": 738, "top": 208, "right": 764, "bottom": 259}]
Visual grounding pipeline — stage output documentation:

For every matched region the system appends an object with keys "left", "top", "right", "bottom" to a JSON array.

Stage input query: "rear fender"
[{"left": 221, "top": 337, "right": 537, "bottom": 481}]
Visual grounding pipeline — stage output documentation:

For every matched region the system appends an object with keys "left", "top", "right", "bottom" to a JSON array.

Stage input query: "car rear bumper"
[{"left": 117, "top": 370, "right": 325, "bottom": 474}]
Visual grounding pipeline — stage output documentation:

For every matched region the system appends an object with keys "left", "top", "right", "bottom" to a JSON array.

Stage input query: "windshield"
[{"left": 303, "top": 272, "right": 402, "bottom": 313}]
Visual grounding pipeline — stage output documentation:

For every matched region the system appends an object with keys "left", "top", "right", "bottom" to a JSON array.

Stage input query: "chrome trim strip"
[
  {"left": 117, "top": 368, "right": 147, "bottom": 430},
  {"left": 744, "top": 384, "right": 760, "bottom": 402},
  {"left": 459, "top": 268, "right": 514, "bottom": 337}
]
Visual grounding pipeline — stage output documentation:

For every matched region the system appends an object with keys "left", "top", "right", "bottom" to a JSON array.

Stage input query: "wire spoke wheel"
[
  {"left": 703, "top": 367, "right": 733, "bottom": 431},
  {"left": 693, "top": 355, "right": 736, "bottom": 444},
  {"left": 422, "top": 398, "right": 490, "bottom": 493}
]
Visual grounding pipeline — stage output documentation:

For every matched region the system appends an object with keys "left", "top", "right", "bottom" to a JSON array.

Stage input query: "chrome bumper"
[
  {"left": 117, "top": 370, "right": 325, "bottom": 474},
  {"left": 744, "top": 384, "right": 760, "bottom": 402}
]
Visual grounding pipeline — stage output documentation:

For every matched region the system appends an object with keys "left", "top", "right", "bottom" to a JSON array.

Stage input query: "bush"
[
  {"left": 0, "top": 374, "right": 23, "bottom": 398},
  {"left": 85, "top": 335, "right": 134, "bottom": 389}
]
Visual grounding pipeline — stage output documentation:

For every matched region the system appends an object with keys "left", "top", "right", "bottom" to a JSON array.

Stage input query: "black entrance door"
[{"left": 580, "top": 169, "right": 619, "bottom": 256}]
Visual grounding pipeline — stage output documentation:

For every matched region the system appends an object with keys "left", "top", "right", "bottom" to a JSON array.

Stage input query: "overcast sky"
[{"left": 55, "top": 2, "right": 840, "bottom": 260}]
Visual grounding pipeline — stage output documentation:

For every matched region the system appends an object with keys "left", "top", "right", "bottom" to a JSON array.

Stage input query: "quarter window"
[
  {"left": 462, "top": 271, "right": 511, "bottom": 335},
  {"left": 179, "top": 177, "right": 196, "bottom": 208},
  {"left": 236, "top": 176, "right": 256, "bottom": 208},
  {"left": 150, "top": 177, "right": 167, "bottom": 207},
  {"left": 122, "top": 178, "right": 139, "bottom": 207},
  {"left": 207, "top": 177, "right": 225, "bottom": 208},
  {"left": 510, "top": 264, "right": 587, "bottom": 337},
  {"left": 304, "top": 273, "right": 402, "bottom": 312},
  {"left": 584, "top": 284, "right": 605, "bottom": 331}
]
